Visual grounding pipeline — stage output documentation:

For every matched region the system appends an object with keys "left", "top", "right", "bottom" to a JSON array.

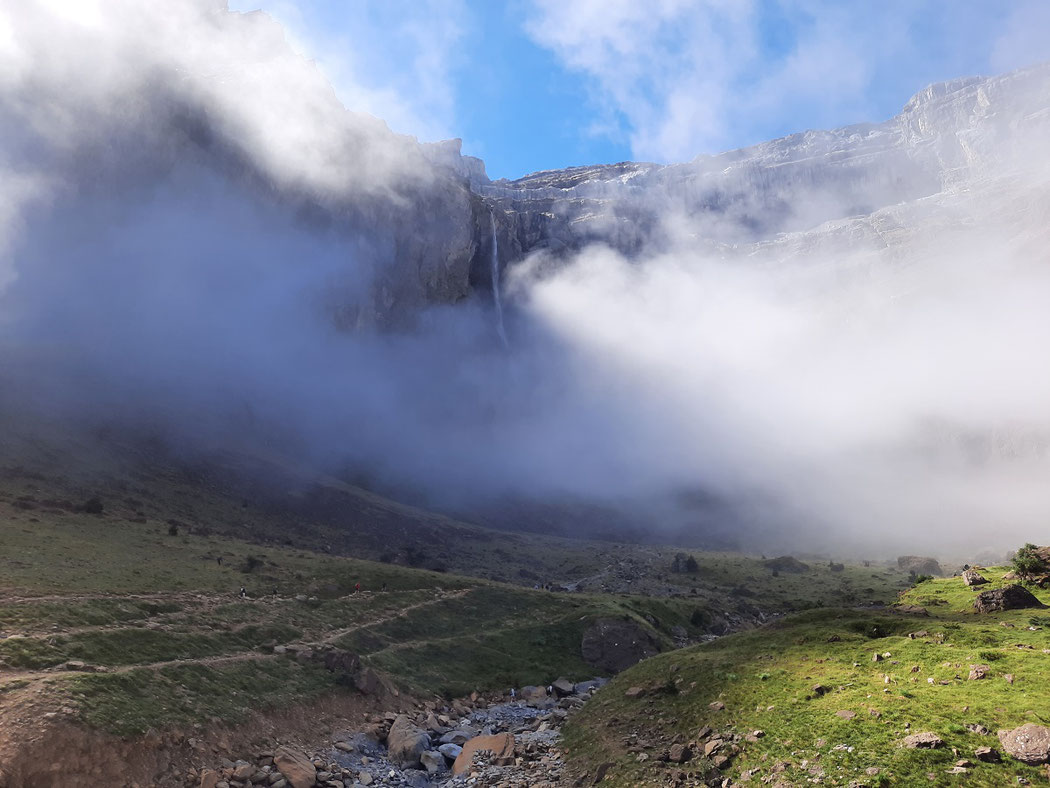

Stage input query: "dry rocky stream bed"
[{"left": 192, "top": 679, "right": 607, "bottom": 788}]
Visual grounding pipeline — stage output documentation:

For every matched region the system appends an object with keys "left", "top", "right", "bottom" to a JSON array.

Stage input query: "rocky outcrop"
[
  {"left": 973, "top": 584, "right": 1045, "bottom": 613},
  {"left": 581, "top": 618, "right": 662, "bottom": 673},
  {"left": 469, "top": 62, "right": 1050, "bottom": 282}
]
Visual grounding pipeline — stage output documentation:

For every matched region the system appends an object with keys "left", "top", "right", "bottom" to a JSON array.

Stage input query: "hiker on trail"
[
  {"left": 354, "top": 582, "right": 361, "bottom": 594},
  {"left": 239, "top": 586, "right": 247, "bottom": 599},
  {"left": 509, "top": 688, "right": 516, "bottom": 700},
  {"left": 217, "top": 556, "right": 223, "bottom": 566},
  {"left": 381, "top": 582, "right": 388, "bottom": 592},
  {"left": 546, "top": 685, "right": 553, "bottom": 696},
  {"left": 272, "top": 586, "right": 278, "bottom": 599}
]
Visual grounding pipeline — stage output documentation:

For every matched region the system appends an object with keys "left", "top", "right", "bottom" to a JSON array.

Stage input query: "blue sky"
[{"left": 229, "top": 1, "right": 1050, "bottom": 180}]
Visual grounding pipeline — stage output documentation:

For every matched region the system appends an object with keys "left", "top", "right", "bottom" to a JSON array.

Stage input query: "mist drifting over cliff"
[{"left": 2, "top": 0, "right": 1050, "bottom": 554}]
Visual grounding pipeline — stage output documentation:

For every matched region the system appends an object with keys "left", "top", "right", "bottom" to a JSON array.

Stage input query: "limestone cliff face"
[
  {"left": 329, "top": 60, "right": 1050, "bottom": 322},
  {"left": 459, "top": 62, "right": 1050, "bottom": 291}
]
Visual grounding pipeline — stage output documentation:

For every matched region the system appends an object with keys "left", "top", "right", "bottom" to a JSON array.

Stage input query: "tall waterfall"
[{"left": 490, "top": 211, "right": 509, "bottom": 347}]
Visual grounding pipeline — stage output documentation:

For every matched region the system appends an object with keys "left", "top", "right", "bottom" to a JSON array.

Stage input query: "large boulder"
[
  {"left": 581, "top": 618, "right": 661, "bottom": 673},
  {"left": 962, "top": 569, "right": 989, "bottom": 586},
  {"left": 762, "top": 556, "right": 810, "bottom": 573},
  {"left": 974, "top": 584, "right": 1045, "bottom": 613},
  {"left": 452, "top": 733, "right": 515, "bottom": 776},
  {"left": 552, "top": 677, "right": 575, "bottom": 697},
  {"left": 998, "top": 724, "right": 1050, "bottom": 764},
  {"left": 518, "top": 685, "right": 548, "bottom": 702},
  {"left": 273, "top": 746, "right": 316, "bottom": 788},
  {"left": 897, "top": 556, "right": 943, "bottom": 576},
  {"left": 387, "top": 715, "right": 431, "bottom": 769}
]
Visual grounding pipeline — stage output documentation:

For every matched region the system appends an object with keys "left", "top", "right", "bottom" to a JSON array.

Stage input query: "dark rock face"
[
  {"left": 897, "top": 556, "right": 943, "bottom": 576},
  {"left": 998, "top": 724, "right": 1050, "bottom": 764},
  {"left": 581, "top": 618, "right": 661, "bottom": 673},
  {"left": 973, "top": 584, "right": 1045, "bottom": 613}
]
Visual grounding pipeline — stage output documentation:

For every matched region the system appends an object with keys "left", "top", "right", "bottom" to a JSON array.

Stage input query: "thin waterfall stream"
[{"left": 490, "top": 211, "right": 509, "bottom": 347}]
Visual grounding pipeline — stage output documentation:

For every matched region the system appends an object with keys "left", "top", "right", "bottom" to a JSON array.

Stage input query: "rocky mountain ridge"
[{"left": 437, "top": 62, "right": 1050, "bottom": 317}]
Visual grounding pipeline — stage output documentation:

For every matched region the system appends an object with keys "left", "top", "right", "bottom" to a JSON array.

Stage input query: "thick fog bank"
[{"left": 2, "top": 1, "right": 1050, "bottom": 556}]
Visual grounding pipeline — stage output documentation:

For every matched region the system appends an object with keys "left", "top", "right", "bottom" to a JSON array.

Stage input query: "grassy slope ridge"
[
  {"left": 564, "top": 570, "right": 1050, "bottom": 787},
  {"left": 0, "top": 440, "right": 904, "bottom": 742},
  {"left": 0, "top": 491, "right": 713, "bottom": 736}
]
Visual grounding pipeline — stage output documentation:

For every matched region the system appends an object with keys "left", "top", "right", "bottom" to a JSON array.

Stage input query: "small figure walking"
[
  {"left": 272, "top": 586, "right": 278, "bottom": 599},
  {"left": 354, "top": 582, "right": 361, "bottom": 594},
  {"left": 239, "top": 586, "right": 247, "bottom": 599},
  {"left": 509, "top": 688, "right": 517, "bottom": 700},
  {"left": 217, "top": 556, "right": 223, "bottom": 566}
]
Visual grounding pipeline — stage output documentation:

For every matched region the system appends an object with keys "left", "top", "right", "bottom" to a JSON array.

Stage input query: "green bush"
[{"left": 1012, "top": 543, "right": 1047, "bottom": 581}]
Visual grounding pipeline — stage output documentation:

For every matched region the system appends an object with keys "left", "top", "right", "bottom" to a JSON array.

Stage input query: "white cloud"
[
  {"left": 523, "top": 0, "right": 1050, "bottom": 163},
  {"left": 229, "top": 0, "right": 468, "bottom": 142}
]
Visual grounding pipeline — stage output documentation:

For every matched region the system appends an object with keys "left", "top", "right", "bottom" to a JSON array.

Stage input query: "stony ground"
[
  {"left": 564, "top": 568, "right": 1050, "bottom": 786},
  {"left": 191, "top": 681, "right": 603, "bottom": 788}
]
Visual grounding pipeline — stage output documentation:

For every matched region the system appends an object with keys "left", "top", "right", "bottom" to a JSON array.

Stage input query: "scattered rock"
[
  {"left": 519, "top": 685, "right": 548, "bottom": 702},
  {"left": 386, "top": 715, "right": 431, "bottom": 769},
  {"left": 273, "top": 746, "right": 315, "bottom": 788},
  {"left": 708, "top": 700, "right": 725, "bottom": 711},
  {"left": 962, "top": 569, "right": 989, "bottom": 586},
  {"left": 452, "top": 732, "right": 515, "bottom": 776},
  {"left": 835, "top": 710, "right": 857, "bottom": 720},
  {"left": 998, "top": 723, "right": 1050, "bottom": 764},
  {"left": 969, "top": 664, "right": 991, "bottom": 680},
  {"left": 199, "top": 770, "right": 220, "bottom": 788},
  {"left": 419, "top": 749, "right": 444, "bottom": 774},
  {"left": 974, "top": 584, "right": 1045, "bottom": 613},
  {"left": 552, "top": 677, "right": 575, "bottom": 696},
  {"left": 439, "top": 730, "right": 472, "bottom": 746},
  {"left": 902, "top": 732, "right": 943, "bottom": 749},
  {"left": 667, "top": 743, "right": 691, "bottom": 763},
  {"left": 624, "top": 686, "right": 646, "bottom": 698},
  {"left": 974, "top": 746, "right": 1001, "bottom": 762},
  {"left": 438, "top": 743, "right": 463, "bottom": 760}
]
